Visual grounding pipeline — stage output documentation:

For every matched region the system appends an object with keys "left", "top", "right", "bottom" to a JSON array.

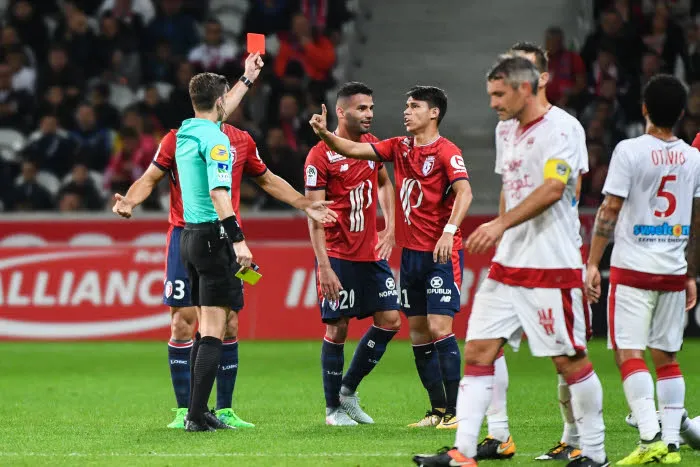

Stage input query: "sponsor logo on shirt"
[
  {"left": 450, "top": 155, "right": 467, "bottom": 173},
  {"left": 633, "top": 222, "right": 689, "bottom": 241},
  {"left": 210, "top": 144, "right": 229, "bottom": 161}
]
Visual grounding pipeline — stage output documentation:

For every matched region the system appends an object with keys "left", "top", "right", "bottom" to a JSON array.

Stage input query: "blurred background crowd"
[{"left": 1, "top": 0, "right": 699, "bottom": 213}]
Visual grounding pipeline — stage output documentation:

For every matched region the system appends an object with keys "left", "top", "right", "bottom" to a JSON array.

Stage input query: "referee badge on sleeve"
[{"left": 217, "top": 162, "right": 231, "bottom": 183}]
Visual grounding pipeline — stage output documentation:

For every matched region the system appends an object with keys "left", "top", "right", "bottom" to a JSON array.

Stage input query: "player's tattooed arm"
[
  {"left": 587, "top": 194, "right": 623, "bottom": 268},
  {"left": 686, "top": 197, "right": 700, "bottom": 278}
]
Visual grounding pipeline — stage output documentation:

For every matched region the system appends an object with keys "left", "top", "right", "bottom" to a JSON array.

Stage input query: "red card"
[{"left": 247, "top": 33, "right": 265, "bottom": 55}]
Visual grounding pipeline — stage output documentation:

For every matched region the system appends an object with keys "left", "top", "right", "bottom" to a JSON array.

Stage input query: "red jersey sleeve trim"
[
  {"left": 451, "top": 176, "right": 470, "bottom": 184},
  {"left": 249, "top": 167, "right": 267, "bottom": 178},
  {"left": 306, "top": 185, "right": 326, "bottom": 191},
  {"left": 151, "top": 160, "right": 167, "bottom": 172},
  {"left": 370, "top": 143, "right": 389, "bottom": 161}
]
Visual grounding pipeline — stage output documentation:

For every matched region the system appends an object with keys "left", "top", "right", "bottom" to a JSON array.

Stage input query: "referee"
[{"left": 176, "top": 54, "right": 263, "bottom": 432}]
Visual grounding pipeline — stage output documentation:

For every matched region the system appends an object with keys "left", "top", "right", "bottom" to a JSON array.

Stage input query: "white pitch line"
[{"left": 0, "top": 452, "right": 410, "bottom": 458}]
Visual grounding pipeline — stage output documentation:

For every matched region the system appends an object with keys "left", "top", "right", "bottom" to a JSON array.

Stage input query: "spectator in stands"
[
  {"left": 687, "top": 22, "right": 700, "bottom": 82},
  {"left": 25, "top": 114, "right": 78, "bottom": 178},
  {"left": 104, "top": 126, "right": 145, "bottom": 193},
  {"left": 147, "top": 0, "right": 199, "bottom": 58},
  {"left": 136, "top": 84, "right": 170, "bottom": 132},
  {"left": 1, "top": 25, "right": 36, "bottom": 68},
  {"left": 38, "top": 44, "right": 84, "bottom": 100},
  {"left": 581, "top": 8, "right": 643, "bottom": 74},
  {"left": 98, "top": 0, "right": 156, "bottom": 25},
  {"left": 95, "top": 11, "right": 144, "bottom": 79},
  {"left": 89, "top": 83, "right": 122, "bottom": 130},
  {"left": 56, "top": 7, "right": 97, "bottom": 76},
  {"left": 165, "top": 60, "right": 194, "bottom": 127},
  {"left": 188, "top": 18, "right": 239, "bottom": 74},
  {"left": 70, "top": 103, "right": 114, "bottom": 172},
  {"left": 226, "top": 104, "right": 262, "bottom": 142},
  {"left": 57, "top": 187, "right": 84, "bottom": 211},
  {"left": 101, "top": 47, "right": 143, "bottom": 89},
  {"left": 58, "top": 162, "right": 104, "bottom": 210},
  {"left": 586, "top": 42, "right": 630, "bottom": 103},
  {"left": 300, "top": 0, "right": 353, "bottom": 45},
  {"left": 143, "top": 39, "right": 177, "bottom": 84},
  {"left": 6, "top": 44, "right": 35, "bottom": 95},
  {"left": 9, "top": 158, "right": 55, "bottom": 211},
  {"left": 0, "top": 63, "right": 33, "bottom": 134},
  {"left": 545, "top": 26, "right": 587, "bottom": 112},
  {"left": 37, "top": 85, "right": 75, "bottom": 130},
  {"left": 118, "top": 107, "right": 158, "bottom": 169},
  {"left": 243, "top": 0, "right": 299, "bottom": 37},
  {"left": 274, "top": 93, "right": 317, "bottom": 153},
  {"left": 642, "top": 1, "right": 688, "bottom": 74},
  {"left": 580, "top": 164, "right": 608, "bottom": 207},
  {"left": 6, "top": 0, "right": 50, "bottom": 60},
  {"left": 626, "top": 51, "right": 661, "bottom": 122},
  {"left": 274, "top": 13, "right": 336, "bottom": 87},
  {"left": 261, "top": 126, "right": 304, "bottom": 209}
]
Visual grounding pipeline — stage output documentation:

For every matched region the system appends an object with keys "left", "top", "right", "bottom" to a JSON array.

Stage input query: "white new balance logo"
[{"left": 440, "top": 296, "right": 451, "bottom": 303}]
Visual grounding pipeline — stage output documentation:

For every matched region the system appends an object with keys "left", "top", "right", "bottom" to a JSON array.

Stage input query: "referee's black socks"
[{"left": 188, "top": 335, "right": 222, "bottom": 422}]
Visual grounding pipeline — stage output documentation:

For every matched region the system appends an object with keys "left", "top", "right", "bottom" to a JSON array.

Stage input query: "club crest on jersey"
[
  {"left": 368, "top": 160, "right": 375, "bottom": 170},
  {"left": 325, "top": 150, "right": 346, "bottom": 163},
  {"left": 422, "top": 156, "right": 435, "bottom": 176}
]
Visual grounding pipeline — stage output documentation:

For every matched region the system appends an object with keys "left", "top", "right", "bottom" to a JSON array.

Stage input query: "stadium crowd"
[
  {"left": 0, "top": 0, "right": 353, "bottom": 212},
  {"left": 2, "top": 0, "right": 700, "bottom": 213}
]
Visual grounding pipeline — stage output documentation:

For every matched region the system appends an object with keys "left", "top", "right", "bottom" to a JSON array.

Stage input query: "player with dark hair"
[
  {"left": 414, "top": 56, "right": 606, "bottom": 467},
  {"left": 310, "top": 84, "right": 473, "bottom": 429},
  {"left": 473, "top": 42, "right": 591, "bottom": 462},
  {"left": 113, "top": 57, "right": 336, "bottom": 430},
  {"left": 586, "top": 74, "right": 699, "bottom": 465},
  {"left": 305, "top": 81, "right": 401, "bottom": 426}
]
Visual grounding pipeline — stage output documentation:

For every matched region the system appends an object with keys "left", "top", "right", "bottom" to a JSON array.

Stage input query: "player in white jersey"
[
  {"left": 586, "top": 74, "right": 700, "bottom": 465},
  {"left": 414, "top": 56, "right": 607, "bottom": 467},
  {"left": 474, "top": 43, "right": 590, "bottom": 463}
]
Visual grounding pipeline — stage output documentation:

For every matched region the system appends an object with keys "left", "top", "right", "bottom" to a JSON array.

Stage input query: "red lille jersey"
[
  {"left": 693, "top": 132, "right": 700, "bottom": 150},
  {"left": 370, "top": 136, "right": 468, "bottom": 251},
  {"left": 152, "top": 123, "right": 268, "bottom": 227},
  {"left": 305, "top": 133, "right": 383, "bottom": 262}
]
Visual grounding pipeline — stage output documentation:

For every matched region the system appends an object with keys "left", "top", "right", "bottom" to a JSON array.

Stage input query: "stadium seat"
[
  {"left": 62, "top": 170, "right": 107, "bottom": 197},
  {"left": 210, "top": 0, "right": 249, "bottom": 14},
  {"left": 109, "top": 83, "right": 137, "bottom": 111},
  {"left": 0, "top": 129, "right": 26, "bottom": 163},
  {"left": 154, "top": 81, "right": 174, "bottom": 99},
  {"left": 265, "top": 34, "right": 280, "bottom": 56},
  {"left": 218, "top": 11, "right": 243, "bottom": 37}
]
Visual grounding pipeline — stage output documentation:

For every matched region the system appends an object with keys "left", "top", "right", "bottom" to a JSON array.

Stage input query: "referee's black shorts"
[{"left": 180, "top": 221, "right": 243, "bottom": 310}]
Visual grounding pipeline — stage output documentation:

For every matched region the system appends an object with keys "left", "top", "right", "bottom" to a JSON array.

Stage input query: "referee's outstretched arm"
[{"left": 222, "top": 53, "right": 264, "bottom": 119}]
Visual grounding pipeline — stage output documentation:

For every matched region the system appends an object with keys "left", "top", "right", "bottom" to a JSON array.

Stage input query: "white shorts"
[
  {"left": 607, "top": 283, "right": 685, "bottom": 352},
  {"left": 466, "top": 278, "right": 588, "bottom": 357}
]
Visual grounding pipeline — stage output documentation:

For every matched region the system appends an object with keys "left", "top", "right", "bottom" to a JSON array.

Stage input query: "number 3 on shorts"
[{"left": 166, "top": 280, "right": 186, "bottom": 300}]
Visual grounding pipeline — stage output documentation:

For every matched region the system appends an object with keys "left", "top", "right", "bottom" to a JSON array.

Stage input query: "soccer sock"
[
  {"left": 412, "top": 342, "right": 446, "bottom": 411},
  {"left": 188, "top": 336, "right": 222, "bottom": 422},
  {"left": 455, "top": 365, "right": 495, "bottom": 458},
  {"left": 680, "top": 414, "right": 700, "bottom": 449},
  {"left": 321, "top": 337, "right": 344, "bottom": 410},
  {"left": 487, "top": 349, "right": 510, "bottom": 441},
  {"left": 341, "top": 325, "right": 398, "bottom": 394},
  {"left": 558, "top": 374, "right": 580, "bottom": 447},
  {"left": 656, "top": 362, "right": 685, "bottom": 448},
  {"left": 434, "top": 333, "right": 461, "bottom": 416},
  {"left": 189, "top": 334, "right": 201, "bottom": 407},
  {"left": 621, "top": 358, "right": 659, "bottom": 441},
  {"left": 216, "top": 337, "right": 239, "bottom": 410},
  {"left": 167, "top": 339, "right": 192, "bottom": 408},
  {"left": 567, "top": 363, "right": 606, "bottom": 464}
]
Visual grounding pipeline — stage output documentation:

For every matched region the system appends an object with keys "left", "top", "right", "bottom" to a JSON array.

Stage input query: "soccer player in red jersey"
[
  {"left": 309, "top": 85, "right": 473, "bottom": 429},
  {"left": 113, "top": 122, "right": 335, "bottom": 429},
  {"left": 304, "top": 82, "right": 401, "bottom": 426}
]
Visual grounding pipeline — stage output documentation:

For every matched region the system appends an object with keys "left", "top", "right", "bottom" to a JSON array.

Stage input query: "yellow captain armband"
[{"left": 543, "top": 159, "right": 572, "bottom": 184}]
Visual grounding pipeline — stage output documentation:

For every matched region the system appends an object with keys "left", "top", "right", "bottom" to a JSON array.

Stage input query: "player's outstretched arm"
[
  {"left": 222, "top": 52, "right": 264, "bottom": 118},
  {"left": 309, "top": 104, "right": 380, "bottom": 161},
  {"left": 585, "top": 194, "right": 624, "bottom": 303},
  {"left": 435, "top": 179, "right": 473, "bottom": 263},
  {"left": 306, "top": 189, "right": 343, "bottom": 302},
  {"left": 112, "top": 164, "right": 166, "bottom": 218},
  {"left": 375, "top": 167, "right": 395, "bottom": 260},
  {"left": 253, "top": 170, "right": 337, "bottom": 224},
  {"left": 466, "top": 178, "right": 566, "bottom": 255}
]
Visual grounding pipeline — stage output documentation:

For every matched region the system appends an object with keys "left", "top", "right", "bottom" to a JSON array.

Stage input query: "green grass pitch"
[{"left": 1, "top": 339, "right": 700, "bottom": 466}]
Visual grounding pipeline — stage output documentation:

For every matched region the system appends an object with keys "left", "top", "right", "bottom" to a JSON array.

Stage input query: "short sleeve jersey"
[
  {"left": 175, "top": 118, "right": 233, "bottom": 223},
  {"left": 370, "top": 136, "right": 468, "bottom": 251},
  {"left": 604, "top": 135, "right": 700, "bottom": 275},
  {"left": 153, "top": 124, "right": 267, "bottom": 227},
  {"left": 491, "top": 113, "right": 587, "bottom": 288},
  {"left": 304, "top": 133, "right": 382, "bottom": 261}
]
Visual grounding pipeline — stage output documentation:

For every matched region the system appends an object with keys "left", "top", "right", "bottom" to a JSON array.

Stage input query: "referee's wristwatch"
[{"left": 239, "top": 75, "right": 254, "bottom": 88}]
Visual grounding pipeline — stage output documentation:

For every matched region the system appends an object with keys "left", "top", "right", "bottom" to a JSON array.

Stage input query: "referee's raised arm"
[
  {"left": 221, "top": 52, "right": 264, "bottom": 119},
  {"left": 174, "top": 70, "right": 258, "bottom": 432}
]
